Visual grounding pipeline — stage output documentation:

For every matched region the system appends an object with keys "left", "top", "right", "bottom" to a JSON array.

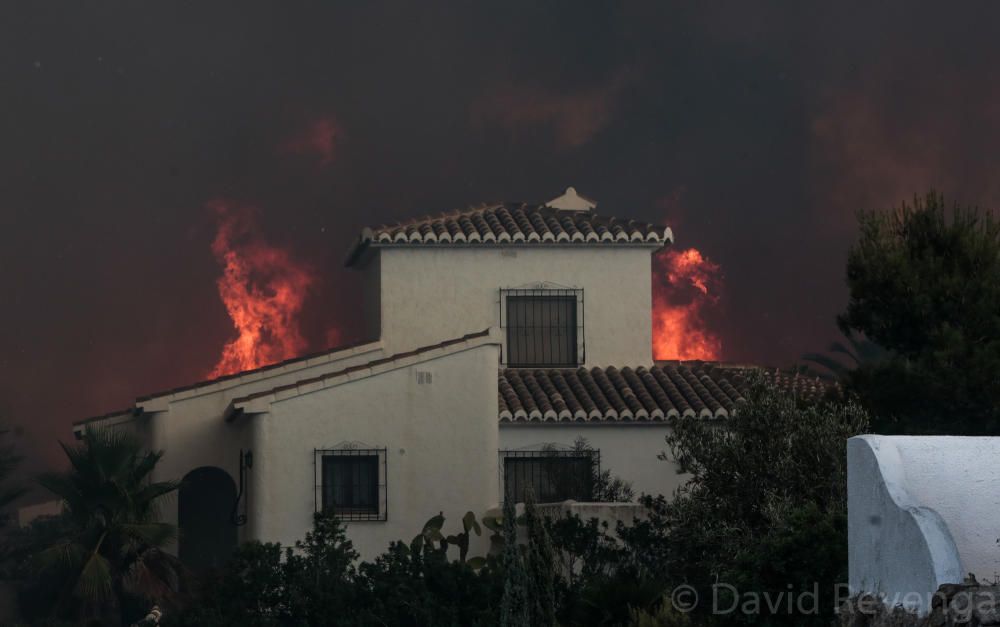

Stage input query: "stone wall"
[
  {"left": 534, "top": 500, "right": 649, "bottom": 532},
  {"left": 839, "top": 580, "right": 1000, "bottom": 627}
]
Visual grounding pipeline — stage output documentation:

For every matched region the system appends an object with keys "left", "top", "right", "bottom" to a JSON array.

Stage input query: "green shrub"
[
  {"left": 168, "top": 510, "right": 502, "bottom": 627},
  {"left": 626, "top": 375, "right": 870, "bottom": 626}
]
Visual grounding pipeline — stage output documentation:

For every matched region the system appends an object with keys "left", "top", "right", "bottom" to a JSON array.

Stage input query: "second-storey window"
[{"left": 504, "top": 292, "right": 579, "bottom": 367}]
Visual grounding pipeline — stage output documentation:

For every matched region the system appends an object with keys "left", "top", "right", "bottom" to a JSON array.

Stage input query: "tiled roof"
[
  {"left": 756, "top": 367, "right": 836, "bottom": 406},
  {"left": 499, "top": 363, "right": 835, "bottom": 423},
  {"left": 72, "top": 408, "right": 136, "bottom": 428},
  {"left": 345, "top": 202, "right": 672, "bottom": 266}
]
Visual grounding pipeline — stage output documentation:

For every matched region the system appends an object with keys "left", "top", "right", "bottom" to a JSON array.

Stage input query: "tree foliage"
[
  {"left": 619, "top": 375, "right": 871, "bottom": 626},
  {"left": 23, "top": 426, "right": 181, "bottom": 625},
  {"left": 839, "top": 191, "right": 1000, "bottom": 433},
  {"left": 499, "top": 496, "right": 529, "bottom": 627},
  {"left": 0, "top": 427, "right": 25, "bottom": 529},
  {"left": 171, "top": 510, "right": 502, "bottom": 627},
  {"left": 534, "top": 437, "right": 635, "bottom": 504},
  {"left": 523, "top": 489, "right": 556, "bottom": 627}
]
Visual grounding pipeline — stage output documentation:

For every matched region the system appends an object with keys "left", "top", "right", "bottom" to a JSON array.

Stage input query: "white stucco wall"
[
  {"left": 374, "top": 246, "right": 657, "bottom": 367},
  {"left": 848, "top": 435, "right": 1000, "bottom": 614},
  {"left": 499, "top": 424, "right": 684, "bottom": 499},
  {"left": 80, "top": 341, "right": 386, "bottom": 546},
  {"left": 247, "top": 343, "right": 500, "bottom": 559}
]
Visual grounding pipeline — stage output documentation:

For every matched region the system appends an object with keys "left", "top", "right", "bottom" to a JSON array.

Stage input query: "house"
[{"left": 74, "top": 187, "right": 773, "bottom": 566}]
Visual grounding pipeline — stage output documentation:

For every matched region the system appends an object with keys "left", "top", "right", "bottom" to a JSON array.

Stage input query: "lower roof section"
[
  {"left": 499, "top": 362, "right": 834, "bottom": 423},
  {"left": 227, "top": 328, "right": 499, "bottom": 418}
]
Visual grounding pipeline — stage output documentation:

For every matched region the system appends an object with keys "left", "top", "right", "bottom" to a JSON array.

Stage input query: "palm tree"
[
  {"left": 802, "top": 331, "right": 887, "bottom": 380},
  {"left": 0, "top": 427, "right": 26, "bottom": 527},
  {"left": 32, "top": 426, "right": 181, "bottom": 625}
]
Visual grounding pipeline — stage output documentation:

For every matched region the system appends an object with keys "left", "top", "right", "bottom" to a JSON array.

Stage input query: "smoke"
[
  {"left": 652, "top": 247, "right": 723, "bottom": 361},
  {"left": 809, "top": 59, "right": 1000, "bottom": 228},
  {"left": 472, "top": 71, "right": 634, "bottom": 149},
  {"left": 281, "top": 117, "right": 339, "bottom": 167},
  {"left": 207, "top": 202, "right": 316, "bottom": 378}
]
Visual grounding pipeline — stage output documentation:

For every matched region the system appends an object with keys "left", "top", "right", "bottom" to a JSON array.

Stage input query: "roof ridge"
[
  {"left": 375, "top": 202, "right": 508, "bottom": 232},
  {"left": 228, "top": 328, "right": 497, "bottom": 415},
  {"left": 73, "top": 408, "right": 136, "bottom": 427},
  {"left": 134, "top": 336, "right": 384, "bottom": 403}
]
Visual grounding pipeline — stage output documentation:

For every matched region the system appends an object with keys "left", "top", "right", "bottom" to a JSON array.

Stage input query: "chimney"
[{"left": 545, "top": 186, "right": 597, "bottom": 212}]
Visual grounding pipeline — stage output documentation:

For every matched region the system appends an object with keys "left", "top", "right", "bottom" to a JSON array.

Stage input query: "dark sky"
[{"left": 3, "top": 2, "right": 1000, "bottom": 476}]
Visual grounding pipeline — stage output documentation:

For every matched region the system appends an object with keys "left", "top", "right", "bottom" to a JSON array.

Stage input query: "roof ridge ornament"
[{"left": 546, "top": 186, "right": 597, "bottom": 212}]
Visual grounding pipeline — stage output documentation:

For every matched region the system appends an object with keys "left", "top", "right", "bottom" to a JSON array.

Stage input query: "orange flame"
[
  {"left": 653, "top": 247, "right": 723, "bottom": 361},
  {"left": 207, "top": 202, "right": 316, "bottom": 378}
]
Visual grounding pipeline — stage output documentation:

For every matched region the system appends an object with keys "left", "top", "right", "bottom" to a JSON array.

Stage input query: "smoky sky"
[{"left": 3, "top": 2, "right": 1000, "bottom": 478}]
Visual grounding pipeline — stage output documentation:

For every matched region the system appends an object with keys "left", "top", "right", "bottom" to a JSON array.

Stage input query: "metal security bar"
[
  {"left": 500, "top": 288, "right": 584, "bottom": 367},
  {"left": 499, "top": 449, "right": 598, "bottom": 504},
  {"left": 314, "top": 448, "right": 387, "bottom": 521}
]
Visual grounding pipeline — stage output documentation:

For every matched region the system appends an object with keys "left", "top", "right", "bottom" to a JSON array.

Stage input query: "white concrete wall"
[
  {"left": 375, "top": 246, "right": 656, "bottom": 367},
  {"left": 499, "top": 424, "right": 683, "bottom": 499},
  {"left": 83, "top": 342, "right": 386, "bottom": 546},
  {"left": 848, "top": 436, "right": 1000, "bottom": 614},
  {"left": 17, "top": 500, "right": 63, "bottom": 528},
  {"left": 249, "top": 343, "right": 500, "bottom": 559}
]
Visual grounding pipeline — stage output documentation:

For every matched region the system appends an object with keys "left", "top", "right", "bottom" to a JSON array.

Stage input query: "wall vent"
[{"left": 416, "top": 371, "right": 433, "bottom": 384}]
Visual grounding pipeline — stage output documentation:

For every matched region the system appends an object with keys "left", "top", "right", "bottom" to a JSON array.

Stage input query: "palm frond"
[
  {"left": 827, "top": 341, "right": 860, "bottom": 365},
  {"left": 123, "top": 548, "right": 182, "bottom": 601},
  {"left": 120, "top": 522, "right": 177, "bottom": 549},
  {"left": 803, "top": 330, "right": 890, "bottom": 380},
  {"left": 801, "top": 353, "right": 850, "bottom": 378},
  {"left": 132, "top": 481, "right": 180, "bottom": 508},
  {"left": 0, "top": 485, "right": 27, "bottom": 510},
  {"left": 73, "top": 551, "right": 114, "bottom": 602},
  {"left": 131, "top": 450, "right": 166, "bottom": 484},
  {"left": 37, "top": 472, "right": 81, "bottom": 501},
  {"left": 0, "top": 446, "right": 21, "bottom": 479},
  {"left": 32, "top": 540, "right": 87, "bottom": 575}
]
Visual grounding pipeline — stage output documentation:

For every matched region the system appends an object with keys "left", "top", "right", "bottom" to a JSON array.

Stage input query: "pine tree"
[
  {"left": 499, "top": 496, "right": 529, "bottom": 627},
  {"left": 524, "top": 487, "right": 556, "bottom": 627},
  {"left": 839, "top": 192, "right": 1000, "bottom": 434}
]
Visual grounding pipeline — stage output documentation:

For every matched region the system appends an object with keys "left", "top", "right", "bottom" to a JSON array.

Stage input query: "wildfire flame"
[
  {"left": 207, "top": 202, "right": 316, "bottom": 378},
  {"left": 652, "top": 247, "right": 723, "bottom": 361}
]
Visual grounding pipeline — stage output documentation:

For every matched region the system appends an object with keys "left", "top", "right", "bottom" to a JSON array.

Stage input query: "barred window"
[
  {"left": 502, "top": 289, "right": 582, "bottom": 367},
  {"left": 316, "top": 448, "right": 387, "bottom": 521},
  {"left": 501, "top": 450, "right": 597, "bottom": 503}
]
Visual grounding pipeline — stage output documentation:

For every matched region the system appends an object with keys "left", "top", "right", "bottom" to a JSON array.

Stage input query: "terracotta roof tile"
[
  {"left": 345, "top": 202, "right": 672, "bottom": 266},
  {"left": 499, "top": 363, "right": 838, "bottom": 423}
]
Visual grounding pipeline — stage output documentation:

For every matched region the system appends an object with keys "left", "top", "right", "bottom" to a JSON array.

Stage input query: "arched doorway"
[{"left": 178, "top": 466, "right": 237, "bottom": 572}]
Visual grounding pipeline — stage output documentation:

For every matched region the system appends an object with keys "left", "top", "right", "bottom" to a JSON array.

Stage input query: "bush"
[
  {"left": 627, "top": 375, "right": 870, "bottom": 626},
  {"left": 168, "top": 510, "right": 502, "bottom": 627},
  {"left": 354, "top": 540, "right": 500, "bottom": 627},
  {"left": 169, "top": 541, "right": 287, "bottom": 627}
]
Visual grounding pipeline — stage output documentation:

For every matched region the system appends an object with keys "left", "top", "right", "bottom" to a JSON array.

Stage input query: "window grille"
[
  {"left": 500, "top": 288, "right": 584, "bottom": 367},
  {"left": 499, "top": 449, "right": 598, "bottom": 504},
  {"left": 314, "top": 448, "right": 387, "bottom": 521}
]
